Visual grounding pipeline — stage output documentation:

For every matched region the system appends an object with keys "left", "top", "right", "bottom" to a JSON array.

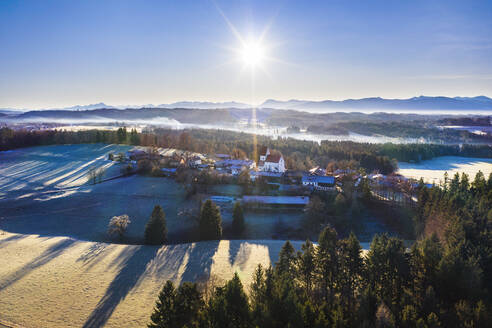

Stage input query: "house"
[
  {"left": 257, "top": 147, "right": 286, "bottom": 173},
  {"left": 188, "top": 156, "right": 202, "bottom": 168},
  {"left": 215, "top": 159, "right": 256, "bottom": 175},
  {"left": 309, "top": 166, "right": 326, "bottom": 176},
  {"left": 302, "top": 175, "right": 336, "bottom": 191}
]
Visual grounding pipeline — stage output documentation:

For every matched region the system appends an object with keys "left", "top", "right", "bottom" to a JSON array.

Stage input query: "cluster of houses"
[{"left": 123, "top": 146, "right": 348, "bottom": 192}]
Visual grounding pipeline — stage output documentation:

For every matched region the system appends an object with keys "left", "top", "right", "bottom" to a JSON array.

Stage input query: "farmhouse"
[{"left": 302, "top": 175, "right": 336, "bottom": 191}]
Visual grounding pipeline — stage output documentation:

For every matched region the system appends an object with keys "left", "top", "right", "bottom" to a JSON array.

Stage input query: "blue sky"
[{"left": 1, "top": 0, "right": 491, "bottom": 108}]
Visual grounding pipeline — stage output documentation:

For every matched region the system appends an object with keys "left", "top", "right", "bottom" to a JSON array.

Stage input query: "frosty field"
[
  {"left": 0, "top": 232, "right": 302, "bottom": 328},
  {"left": 398, "top": 156, "right": 492, "bottom": 184}
]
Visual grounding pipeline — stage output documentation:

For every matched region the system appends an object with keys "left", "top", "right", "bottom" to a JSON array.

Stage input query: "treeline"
[
  {"left": 329, "top": 121, "right": 491, "bottom": 143},
  {"left": 1, "top": 127, "right": 491, "bottom": 174},
  {"left": 438, "top": 116, "right": 491, "bottom": 127},
  {"left": 148, "top": 228, "right": 490, "bottom": 327},
  {"left": 414, "top": 171, "right": 492, "bottom": 296}
]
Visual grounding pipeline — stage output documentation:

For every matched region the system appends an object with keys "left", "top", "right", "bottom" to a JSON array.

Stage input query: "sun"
[{"left": 240, "top": 41, "right": 265, "bottom": 68}]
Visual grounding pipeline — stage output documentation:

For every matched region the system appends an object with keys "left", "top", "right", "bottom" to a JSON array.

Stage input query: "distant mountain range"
[
  {"left": 260, "top": 96, "right": 492, "bottom": 111},
  {"left": 1, "top": 96, "right": 492, "bottom": 114}
]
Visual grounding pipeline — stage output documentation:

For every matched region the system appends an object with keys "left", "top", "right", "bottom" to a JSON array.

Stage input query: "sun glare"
[{"left": 241, "top": 41, "right": 265, "bottom": 67}]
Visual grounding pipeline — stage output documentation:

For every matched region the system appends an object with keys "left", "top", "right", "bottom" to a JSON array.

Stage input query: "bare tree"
[{"left": 108, "top": 215, "right": 131, "bottom": 240}]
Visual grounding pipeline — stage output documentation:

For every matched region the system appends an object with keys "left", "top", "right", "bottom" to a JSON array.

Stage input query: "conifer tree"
[
  {"left": 145, "top": 205, "right": 167, "bottom": 245},
  {"left": 232, "top": 201, "right": 245, "bottom": 236},
  {"left": 199, "top": 200, "right": 222, "bottom": 240}
]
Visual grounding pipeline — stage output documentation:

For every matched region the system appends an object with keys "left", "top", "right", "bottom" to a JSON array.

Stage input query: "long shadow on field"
[
  {"left": 180, "top": 240, "right": 220, "bottom": 283},
  {"left": 0, "top": 238, "right": 77, "bottom": 291},
  {"left": 228, "top": 240, "right": 242, "bottom": 266},
  {"left": 0, "top": 234, "right": 27, "bottom": 249},
  {"left": 82, "top": 245, "right": 159, "bottom": 328}
]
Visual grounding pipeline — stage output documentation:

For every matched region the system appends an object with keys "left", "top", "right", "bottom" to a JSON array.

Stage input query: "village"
[{"left": 118, "top": 145, "right": 420, "bottom": 210}]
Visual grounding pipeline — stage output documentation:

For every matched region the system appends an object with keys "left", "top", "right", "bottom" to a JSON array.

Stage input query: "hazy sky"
[{"left": 1, "top": 0, "right": 492, "bottom": 108}]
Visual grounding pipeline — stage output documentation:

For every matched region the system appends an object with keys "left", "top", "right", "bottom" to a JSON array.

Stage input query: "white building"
[{"left": 257, "top": 147, "right": 286, "bottom": 173}]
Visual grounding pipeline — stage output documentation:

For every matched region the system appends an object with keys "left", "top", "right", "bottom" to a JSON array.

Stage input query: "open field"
[
  {"left": 0, "top": 231, "right": 306, "bottom": 328},
  {"left": 398, "top": 156, "right": 492, "bottom": 184}
]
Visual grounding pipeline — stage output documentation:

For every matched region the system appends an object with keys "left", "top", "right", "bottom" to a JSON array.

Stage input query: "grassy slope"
[{"left": 0, "top": 232, "right": 302, "bottom": 328}]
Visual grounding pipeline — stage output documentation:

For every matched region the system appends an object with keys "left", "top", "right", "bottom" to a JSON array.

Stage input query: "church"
[{"left": 257, "top": 146, "right": 286, "bottom": 173}]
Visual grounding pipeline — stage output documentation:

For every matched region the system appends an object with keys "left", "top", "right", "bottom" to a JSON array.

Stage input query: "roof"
[
  {"left": 302, "top": 175, "right": 335, "bottom": 184},
  {"left": 242, "top": 195, "right": 309, "bottom": 205},
  {"left": 258, "top": 146, "right": 269, "bottom": 156},
  {"left": 215, "top": 159, "right": 255, "bottom": 167},
  {"left": 250, "top": 171, "right": 283, "bottom": 178},
  {"left": 265, "top": 154, "right": 282, "bottom": 163}
]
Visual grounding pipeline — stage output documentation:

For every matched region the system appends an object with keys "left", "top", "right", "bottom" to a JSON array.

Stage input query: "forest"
[{"left": 148, "top": 171, "right": 492, "bottom": 327}]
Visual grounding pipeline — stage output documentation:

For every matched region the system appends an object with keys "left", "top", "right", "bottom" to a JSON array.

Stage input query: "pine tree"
[
  {"left": 316, "top": 226, "right": 338, "bottom": 303},
  {"left": 145, "top": 205, "right": 167, "bottom": 245},
  {"left": 199, "top": 200, "right": 222, "bottom": 240},
  {"left": 338, "top": 232, "right": 363, "bottom": 311},
  {"left": 298, "top": 239, "right": 315, "bottom": 297},
  {"left": 208, "top": 273, "right": 250, "bottom": 328},
  {"left": 232, "top": 202, "right": 245, "bottom": 236},
  {"left": 149, "top": 281, "right": 176, "bottom": 328},
  {"left": 276, "top": 241, "right": 296, "bottom": 278}
]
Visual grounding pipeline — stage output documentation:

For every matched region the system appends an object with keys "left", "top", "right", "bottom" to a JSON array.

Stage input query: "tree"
[
  {"left": 366, "top": 234, "right": 409, "bottom": 323},
  {"left": 208, "top": 273, "right": 250, "bottom": 328},
  {"left": 338, "top": 232, "right": 363, "bottom": 310},
  {"left": 130, "top": 128, "right": 140, "bottom": 145},
  {"left": 148, "top": 280, "right": 204, "bottom": 328},
  {"left": 334, "top": 193, "right": 347, "bottom": 216},
  {"left": 174, "top": 282, "right": 205, "bottom": 327},
  {"left": 145, "top": 205, "right": 167, "bottom": 245},
  {"left": 298, "top": 239, "right": 316, "bottom": 297},
  {"left": 199, "top": 200, "right": 222, "bottom": 240},
  {"left": 149, "top": 281, "right": 176, "bottom": 328},
  {"left": 117, "top": 127, "right": 127, "bottom": 143},
  {"left": 108, "top": 215, "right": 131, "bottom": 240},
  {"left": 276, "top": 241, "right": 296, "bottom": 278},
  {"left": 316, "top": 226, "right": 338, "bottom": 303},
  {"left": 232, "top": 202, "right": 245, "bottom": 236},
  {"left": 305, "top": 196, "right": 326, "bottom": 231}
]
